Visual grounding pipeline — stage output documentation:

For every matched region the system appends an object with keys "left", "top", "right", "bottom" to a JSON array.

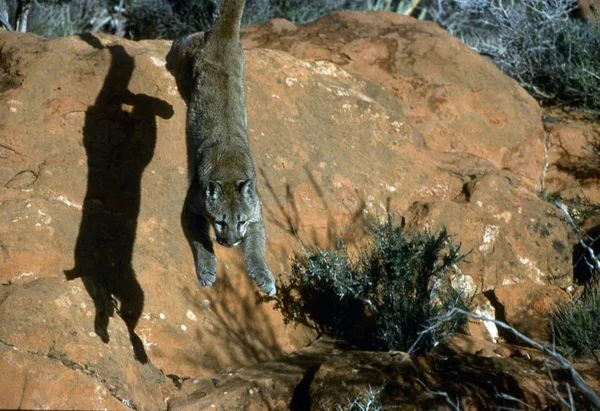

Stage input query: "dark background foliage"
[{"left": 4, "top": 0, "right": 598, "bottom": 112}]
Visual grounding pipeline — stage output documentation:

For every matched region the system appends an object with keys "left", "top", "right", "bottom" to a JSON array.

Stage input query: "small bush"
[
  {"left": 272, "top": 218, "right": 469, "bottom": 352},
  {"left": 551, "top": 286, "right": 600, "bottom": 359}
]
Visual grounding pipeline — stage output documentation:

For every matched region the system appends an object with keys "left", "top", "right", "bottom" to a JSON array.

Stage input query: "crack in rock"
[
  {"left": 0, "top": 338, "right": 141, "bottom": 410},
  {"left": 5, "top": 169, "right": 38, "bottom": 189},
  {"left": 0, "top": 144, "right": 23, "bottom": 161}
]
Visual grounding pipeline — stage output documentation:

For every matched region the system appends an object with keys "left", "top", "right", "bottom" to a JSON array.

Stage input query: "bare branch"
[
  {"left": 490, "top": 380, "right": 536, "bottom": 409},
  {"left": 566, "top": 384, "right": 574, "bottom": 411},
  {"left": 416, "top": 378, "right": 461, "bottom": 411},
  {"left": 555, "top": 201, "right": 600, "bottom": 273},
  {"left": 545, "top": 360, "right": 573, "bottom": 410},
  {"left": 422, "top": 307, "right": 600, "bottom": 408}
]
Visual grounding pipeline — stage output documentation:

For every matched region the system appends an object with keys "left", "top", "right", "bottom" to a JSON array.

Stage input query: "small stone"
[{"left": 494, "top": 346, "right": 512, "bottom": 358}]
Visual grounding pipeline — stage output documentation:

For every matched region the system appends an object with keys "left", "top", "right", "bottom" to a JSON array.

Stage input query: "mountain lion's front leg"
[
  {"left": 181, "top": 183, "right": 217, "bottom": 287},
  {"left": 242, "top": 219, "right": 276, "bottom": 296},
  {"left": 190, "top": 214, "right": 217, "bottom": 287}
]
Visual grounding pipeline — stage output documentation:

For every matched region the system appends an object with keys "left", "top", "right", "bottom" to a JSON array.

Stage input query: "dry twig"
[{"left": 410, "top": 307, "right": 600, "bottom": 408}]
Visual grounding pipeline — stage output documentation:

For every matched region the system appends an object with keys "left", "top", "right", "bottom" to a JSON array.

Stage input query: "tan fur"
[{"left": 166, "top": 0, "right": 276, "bottom": 296}]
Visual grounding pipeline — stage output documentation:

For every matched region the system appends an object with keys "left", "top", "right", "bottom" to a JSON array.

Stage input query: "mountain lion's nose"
[{"left": 217, "top": 238, "right": 240, "bottom": 248}]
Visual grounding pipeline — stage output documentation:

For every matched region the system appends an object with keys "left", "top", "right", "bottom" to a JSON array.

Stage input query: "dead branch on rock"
[
  {"left": 544, "top": 359, "right": 575, "bottom": 411},
  {"left": 320, "top": 385, "right": 384, "bottom": 411},
  {"left": 402, "top": 0, "right": 422, "bottom": 16},
  {"left": 555, "top": 200, "right": 600, "bottom": 273},
  {"left": 412, "top": 307, "right": 600, "bottom": 408},
  {"left": 344, "top": 385, "right": 384, "bottom": 411},
  {"left": 416, "top": 378, "right": 460, "bottom": 411},
  {"left": 493, "top": 390, "right": 535, "bottom": 410}
]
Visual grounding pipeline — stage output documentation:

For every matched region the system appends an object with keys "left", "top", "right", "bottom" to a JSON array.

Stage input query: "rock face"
[
  {"left": 545, "top": 121, "right": 600, "bottom": 205},
  {"left": 0, "top": 11, "right": 586, "bottom": 410},
  {"left": 169, "top": 337, "right": 338, "bottom": 411},
  {"left": 244, "top": 11, "right": 575, "bottom": 293},
  {"left": 493, "top": 283, "right": 570, "bottom": 342},
  {"left": 241, "top": 11, "right": 546, "bottom": 188},
  {"left": 168, "top": 336, "right": 589, "bottom": 410}
]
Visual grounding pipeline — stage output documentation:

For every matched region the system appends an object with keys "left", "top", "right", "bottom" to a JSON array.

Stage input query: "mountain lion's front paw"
[
  {"left": 195, "top": 251, "right": 217, "bottom": 287},
  {"left": 252, "top": 269, "right": 276, "bottom": 296},
  {"left": 196, "top": 266, "right": 217, "bottom": 287}
]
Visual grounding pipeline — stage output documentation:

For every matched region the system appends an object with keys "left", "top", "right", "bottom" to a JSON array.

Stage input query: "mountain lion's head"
[{"left": 203, "top": 179, "right": 258, "bottom": 247}]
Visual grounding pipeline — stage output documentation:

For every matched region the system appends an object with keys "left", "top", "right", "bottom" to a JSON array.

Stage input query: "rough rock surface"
[
  {"left": 168, "top": 335, "right": 596, "bottom": 410},
  {"left": 241, "top": 11, "right": 546, "bottom": 189},
  {"left": 545, "top": 121, "right": 600, "bottom": 205},
  {"left": 241, "top": 11, "right": 575, "bottom": 292},
  {"left": 169, "top": 337, "right": 337, "bottom": 410},
  {"left": 0, "top": 11, "right": 591, "bottom": 410},
  {"left": 493, "top": 283, "right": 570, "bottom": 342}
]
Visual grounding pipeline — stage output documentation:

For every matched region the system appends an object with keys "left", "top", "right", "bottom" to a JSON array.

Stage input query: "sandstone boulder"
[
  {"left": 0, "top": 11, "right": 582, "bottom": 409},
  {"left": 169, "top": 337, "right": 336, "bottom": 410},
  {"left": 170, "top": 334, "right": 593, "bottom": 410},
  {"left": 308, "top": 341, "right": 578, "bottom": 409}
]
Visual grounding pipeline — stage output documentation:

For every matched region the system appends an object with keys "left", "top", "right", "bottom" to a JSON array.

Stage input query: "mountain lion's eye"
[
  {"left": 238, "top": 220, "right": 246, "bottom": 226},
  {"left": 215, "top": 221, "right": 227, "bottom": 227}
]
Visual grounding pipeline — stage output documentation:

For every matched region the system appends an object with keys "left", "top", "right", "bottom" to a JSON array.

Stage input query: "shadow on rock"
[
  {"left": 259, "top": 165, "right": 369, "bottom": 250},
  {"left": 573, "top": 224, "right": 600, "bottom": 285},
  {"left": 180, "top": 268, "right": 285, "bottom": 373},
  {"left": 64, "top": 33, "right": 173, "bottom": 364},
  {"left": 552, "top": 127, "right": 600, "bottom": 190},
  {"left": 258, "top": 166, "right": 375, "bottom": 334}
]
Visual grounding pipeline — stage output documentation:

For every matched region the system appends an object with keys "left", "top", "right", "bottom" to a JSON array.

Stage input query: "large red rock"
[
  {"left": 0, "top": 12, "right": 581, "bottom": 408},
  {"left": 168, "top": 335, "right": 595, "bottom": 410},
  {"left": 307, "top": 343, "right": 582, "bottom": 409},
  {"left": 0, "top": 344, "right": 129, "bottom": 410},
  {"left": 405, "top": 171, "right": 573, "bottom": 290}
]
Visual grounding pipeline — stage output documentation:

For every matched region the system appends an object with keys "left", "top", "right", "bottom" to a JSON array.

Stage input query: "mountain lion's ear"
[
  {"left": 206, "top": 180, "right": 223, "bottom": 200},
  {"left": 238, "top": 179, "right": 256, "bottom": 200}
]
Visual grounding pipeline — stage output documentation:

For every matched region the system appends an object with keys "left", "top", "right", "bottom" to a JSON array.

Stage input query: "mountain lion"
[{"left": 166, "top": 0, "right": 276, "bottom": 296}]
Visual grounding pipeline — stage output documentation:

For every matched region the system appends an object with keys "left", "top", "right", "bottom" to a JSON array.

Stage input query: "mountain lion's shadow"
[{"left": 65, "top": 33, "right": 173, "bottom": 364}]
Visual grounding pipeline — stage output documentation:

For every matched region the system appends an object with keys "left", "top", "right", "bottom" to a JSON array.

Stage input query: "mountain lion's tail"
[{"left": 212, "top": 0, "right": 245, "bottom": 40}]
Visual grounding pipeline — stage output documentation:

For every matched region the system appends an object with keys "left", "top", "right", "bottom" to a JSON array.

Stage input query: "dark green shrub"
[
  {"left": 551, "top": 287, "right": 600, "bottom": 359},
  {"left": 271, "top": 219, "right": 469, "bottom": 352}
]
